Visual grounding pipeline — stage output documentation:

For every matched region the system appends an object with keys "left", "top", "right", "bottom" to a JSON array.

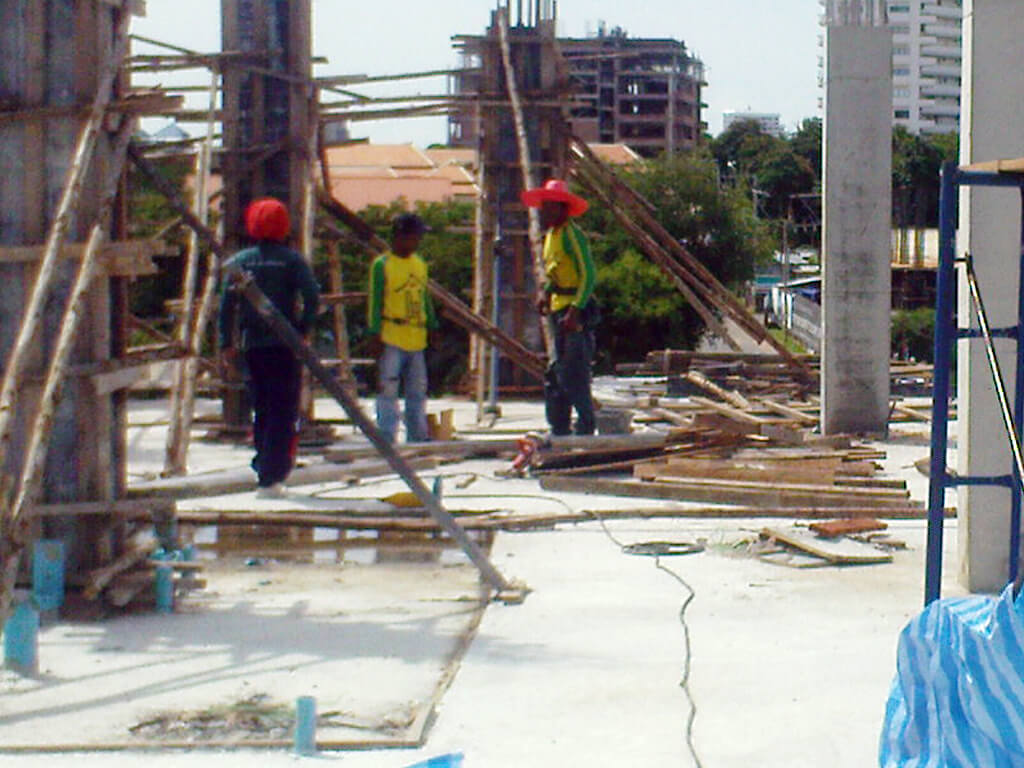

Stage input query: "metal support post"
[{"left": 925, "top": 161, "right": 959, "bottom": 604}]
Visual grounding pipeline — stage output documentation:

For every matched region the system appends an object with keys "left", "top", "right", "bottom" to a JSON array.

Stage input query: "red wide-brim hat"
[{"left": 521, "top": 179, "right": 589, "bottom": 217}]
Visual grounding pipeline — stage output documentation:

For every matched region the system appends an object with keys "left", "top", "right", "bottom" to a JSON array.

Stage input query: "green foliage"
[
  {"left": 579, "top": 149, "right": 774, "bottom": 367},
  {"left": 325, "top": 198, "right": 475, "bottom": 394},
  {"left": 891, "top": 307, "right": 935, "bottom": 363},
  {"left": 790, "top": 118, "right": 822, "bottom": 178},
  {"left": 710, "top": 119, "right": 817, "bottom": 226},
  {"left": 892, "top": 126, "right": 959, "bottom": 227},
  {"left": 126, "top": 157, "right": 192, "bottom": 322}
]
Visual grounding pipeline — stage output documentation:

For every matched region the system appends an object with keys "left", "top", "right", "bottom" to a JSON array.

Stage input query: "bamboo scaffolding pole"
[
  {"left": 496, "top": 8, "right": 551, "bottom": 358},
  {"left": 320, "top": 105, "right": 451, "bottom": 124},
  {"left": 164, "top": 68, "right": 218, "bottom": 477},
  {"left": 316, "top": 187, "right": 546, "bottom": 380},
  {"left": 568, "top": 136, "right": 814, "bottom": 382},
  {"left": 0, "top": 11, "right": 132, "bottom": 477},
  {"left": 125, "top": 153, "right": 520, "bottom": 597},
  {"left": 325, "top": 240, "right": 357, "bottom": 397},
  {"left": 0, "top": 117, "right": 137, "bottom": 623},
  {"left": 227, "top": 269, "right": 518, "bottom": 597},
  {"left": 571, "top": 159, "right": 742, "bottom": 350},
  {"left": 318, "top": 66, "right": 483, "bottom": 86},
  {"left": 472, "top": 104, "right": 490, "bottom": 422}
]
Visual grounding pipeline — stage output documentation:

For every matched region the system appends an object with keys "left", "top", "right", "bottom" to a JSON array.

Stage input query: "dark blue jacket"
[{"left": 218, "top": 242, "right": 320, "bottom": 351}]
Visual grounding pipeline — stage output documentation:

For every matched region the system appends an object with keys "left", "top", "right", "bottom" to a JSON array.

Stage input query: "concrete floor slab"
[{"left": 0, "top": 394, "right": 970, "bottom": 767}]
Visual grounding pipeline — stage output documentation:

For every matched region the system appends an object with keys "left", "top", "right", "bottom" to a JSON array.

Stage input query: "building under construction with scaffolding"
[
  {"left": 450, "top": 26, "right": 706, "bottom": 158},
  {"left": 0, "top": 0, "right": 804, "bottom": 637}
]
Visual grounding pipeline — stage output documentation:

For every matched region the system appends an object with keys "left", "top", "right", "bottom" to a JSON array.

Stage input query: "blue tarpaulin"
[{"left": 880, "top": 583, "right": 1024, "bottom": 767}]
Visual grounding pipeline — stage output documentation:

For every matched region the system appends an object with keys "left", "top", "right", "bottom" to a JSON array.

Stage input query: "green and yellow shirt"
[
  {"left": 542, "top": 221, "right": 595, "bottom": 313},
  {"left": 367, "top": 252, "right": 438, "bottom": 351}
]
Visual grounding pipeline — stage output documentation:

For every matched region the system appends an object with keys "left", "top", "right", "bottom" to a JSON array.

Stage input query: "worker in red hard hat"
[
  {"left": 521, "top": 179, "right": 599, "bottom": 436},
  {"left": 218, "top": 197, "right": 320, "bottom": 496}
]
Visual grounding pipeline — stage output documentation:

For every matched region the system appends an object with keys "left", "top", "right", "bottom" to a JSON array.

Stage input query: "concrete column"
[
  {"left": 821, "top": 20, "right": 893, "bottom": 434},
  {"left": 957, "top": 0, "right": 1024, "bottom": 592}
]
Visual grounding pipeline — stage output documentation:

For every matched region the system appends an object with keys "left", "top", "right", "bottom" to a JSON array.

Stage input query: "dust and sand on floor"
[{"left": 0, "top": 392, "right": 964, "bottom": 766}]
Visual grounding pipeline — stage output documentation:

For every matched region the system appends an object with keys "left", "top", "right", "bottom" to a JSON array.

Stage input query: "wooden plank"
[
  {"left": 634, "top": 457, "right": 843, "bottom": 485},
  {"left": 809, "top": 518, "right": 887, "bottom": 538},
  {"left": 689, "top": 396, "right": 768, "bottom": 426},
  {"left": 539, "top": 475, "right": 911, "bottom": 509},
  {"left": 126, "top": 456, "right": 443, "bottom": 500},
  {"left": 685, "top": 370, "right": 751, "bottom": 409},
  {"left": 173, "top": 504, "right": 936, "bottom": 532},
  {"left": 891, "top": 402, "right": 930, "bottom": 423},
  {"left": 0, "top": 240, "right": 159, "bottom": 275},
  {"left": 83, "top": 541, "right": 158, "bottom": 600},
  {"left": 756, "top": 398, "right": 819, "bottom": 425},
  {"left": 29, "top": 497, "right": 173, "bottom": 518},
  {"left": 91, "top": 364, "right": 147, "bottom": 396},
  {"left": 761, "top": 527, "right": 893, "bottom": 565}
]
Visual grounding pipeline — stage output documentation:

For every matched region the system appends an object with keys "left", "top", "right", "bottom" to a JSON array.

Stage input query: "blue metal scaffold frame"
[{"left": 927, "top": 159, "right": 1024, "bottom": 605}]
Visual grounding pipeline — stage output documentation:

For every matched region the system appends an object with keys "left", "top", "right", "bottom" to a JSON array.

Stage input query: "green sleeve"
[
  {"left": 367, "top": 256, "right": 385, "bottom": 335},
  {"left": 564, "top": 223, "right": 595, "bottom": 308},
  {"left": 424, "top": 280, "right": 438, "bottom": 331}
]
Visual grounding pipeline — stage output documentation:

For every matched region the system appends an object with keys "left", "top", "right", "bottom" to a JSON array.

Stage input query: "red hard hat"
[{"left": 245, "top": 197, "right": 291, "bottom": 241}]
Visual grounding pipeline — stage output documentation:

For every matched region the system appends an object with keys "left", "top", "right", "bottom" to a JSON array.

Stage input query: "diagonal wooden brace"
[{"left": 227, "top": 268, "right": 522, "bottom": 599}]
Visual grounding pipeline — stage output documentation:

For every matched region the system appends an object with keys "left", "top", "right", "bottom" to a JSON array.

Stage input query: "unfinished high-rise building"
[{"left": 449, "top": 27, "right": 706, "bottom": 157}]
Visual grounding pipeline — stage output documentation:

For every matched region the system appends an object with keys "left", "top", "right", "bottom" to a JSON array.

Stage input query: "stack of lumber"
[
  {"left": 81, "top": 538, "right": 204, "bottom": 609},
  {"left": 617, "top": 350, "right": 936, "bottom": 403},
  {"left": 538, "top": 443, "right": 921, "bottom": 516},
  {"left": 527, "top": 372, "right": 926, "bottom": 517}
]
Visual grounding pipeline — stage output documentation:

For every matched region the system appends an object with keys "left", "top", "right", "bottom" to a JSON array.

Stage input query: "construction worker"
[
  {"left": 521, "top": 179, "right": 598, "bottom": 436},
  {"left": 367, "top": 212, "right": 439, "bottom": 443},
  {"left": 218, "top": 197, "right": 320, "bottom": 497}
]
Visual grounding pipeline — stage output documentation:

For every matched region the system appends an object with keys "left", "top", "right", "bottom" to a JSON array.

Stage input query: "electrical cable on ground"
[{"left": 584, "top": 507, "right": 706, "bottom": 768}]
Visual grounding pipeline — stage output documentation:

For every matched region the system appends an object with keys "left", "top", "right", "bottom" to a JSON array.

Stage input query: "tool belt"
[
  {"left": 382, "top": 315, "right": 425, "bottom": 327},
  {"left": 549, "top": 285, "right": 578, "bottom": 295}
]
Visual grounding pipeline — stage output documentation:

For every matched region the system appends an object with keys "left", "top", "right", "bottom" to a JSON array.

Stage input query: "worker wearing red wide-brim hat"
[
  {"left": 521, "top": 179, "right": 599, "bottom": 437},
  {"left": 217, "top": 197, "right": 321, "bottom": 496}
]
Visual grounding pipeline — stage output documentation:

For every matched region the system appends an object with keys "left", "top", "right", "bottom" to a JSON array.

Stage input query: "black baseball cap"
[{"left": 392, "top": 213, "right": 429, "bottom": 237}]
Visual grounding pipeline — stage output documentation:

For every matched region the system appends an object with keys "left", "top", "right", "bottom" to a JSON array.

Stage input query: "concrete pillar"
[
  {"left": 821, "top": 8, "right": 892, "bottom": 434},
  {"left": 0, "top": 1, "right": 134, "bottom": 577},
  {"left": 957, "top": 0, "right": 1024, "bottom": 592}
]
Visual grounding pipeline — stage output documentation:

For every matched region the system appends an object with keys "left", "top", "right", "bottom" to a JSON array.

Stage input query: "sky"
[{"left": 132, "top": 0, "right": 822, "bottom": 143}]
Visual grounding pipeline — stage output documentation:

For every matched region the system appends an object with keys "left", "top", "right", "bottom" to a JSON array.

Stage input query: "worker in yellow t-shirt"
[
  {"left": 367, "top": 213, "right": 438, "bottom": 443},
  {"left": 521, "top": 179, "right": 599, "bottom": 436}
]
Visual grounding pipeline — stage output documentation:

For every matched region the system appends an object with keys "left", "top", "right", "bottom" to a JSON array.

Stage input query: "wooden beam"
[
  {"left": 539, "top": 475, "right": 914, "bottom": 509},
  {"left": 498, "top": 7, "right": 551, "bottom": 357},
  {"left": 0, "top": 241, "right": 160, "bottom": 276}
]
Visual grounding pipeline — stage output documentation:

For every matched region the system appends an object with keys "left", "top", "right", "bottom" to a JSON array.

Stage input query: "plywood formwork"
[{"left": 0, "top": 0, "right": 143, "bottom": 584}]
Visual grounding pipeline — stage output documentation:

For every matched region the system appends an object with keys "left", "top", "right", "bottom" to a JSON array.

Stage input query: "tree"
[
  {"left": 892, "top": 126, "right": 959, "bottom": 227},
  {"left": 125, "top": 156, "right": 193, "bottom": 338},
  {"left": 790, "top": 117, "right": 822, "bottom": 179},
  {"left": 711, "top": 119, "right": 817, "bottom": 232},
  {"left": 579, "top": 149, "right": 774, "bottom": 365},
  {"left": 324, "top": 199, "right": 475, "bottom": 395}
]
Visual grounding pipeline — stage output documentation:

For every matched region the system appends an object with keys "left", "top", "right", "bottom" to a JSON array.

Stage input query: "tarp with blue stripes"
[{"left": 880, "top": 583, "right": 1024, "bottom": 767}]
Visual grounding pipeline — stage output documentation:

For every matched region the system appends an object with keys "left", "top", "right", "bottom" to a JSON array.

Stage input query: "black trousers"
[
  {"left": 544, "top": 304, "right": 597, "bottom": 436},
  {"left": 245, "top": 346, "right": 301, "bottom": 487}
]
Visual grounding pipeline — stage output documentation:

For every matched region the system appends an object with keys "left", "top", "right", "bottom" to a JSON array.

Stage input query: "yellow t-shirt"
[
  {"left": 542, "top": 222, "right": 596, "bottom": 313},
  {"left": 367, "top": 252, "right": 437, "bottom": 351}
]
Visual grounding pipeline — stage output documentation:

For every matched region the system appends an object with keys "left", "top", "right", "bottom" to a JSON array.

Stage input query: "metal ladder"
[{"left": 927, "top": 159, "right": 1024, "bottom": 604}]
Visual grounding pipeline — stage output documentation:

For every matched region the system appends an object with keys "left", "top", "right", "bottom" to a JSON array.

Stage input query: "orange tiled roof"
[{"left": 323, "top": 142, "right": 434, "bottom": 171}]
